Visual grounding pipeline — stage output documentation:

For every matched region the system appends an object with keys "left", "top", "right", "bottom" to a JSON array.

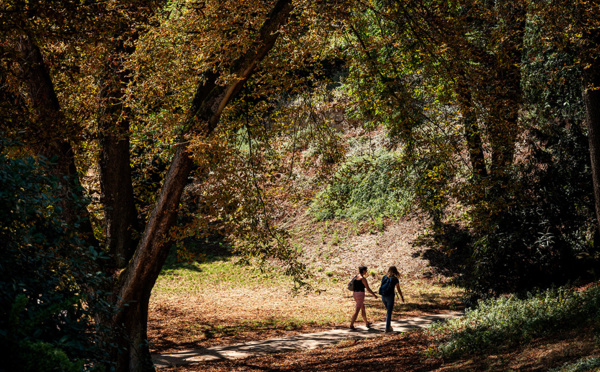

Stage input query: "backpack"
[
  {"left": 378, "top": 275, "right": 394, "bottom": 296},
  {"left": 347, "top": 275, "right": 356, "bottom": 291}
]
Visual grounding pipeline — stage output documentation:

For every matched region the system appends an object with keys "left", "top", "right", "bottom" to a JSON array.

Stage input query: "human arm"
[
  {"left": 396, "top": 282, "right": 405, "bottom": 302},
  {"left": 363, "top": 277, "right": 378, "bottom": 298}
]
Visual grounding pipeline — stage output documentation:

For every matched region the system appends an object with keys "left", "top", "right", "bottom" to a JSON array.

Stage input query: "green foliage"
[
  {"left": 429, "top": 13, "right": 597, "bottom": 295},
  {"left": 310, "top": 150, "right": 413, "bottom": 221},
  {"left": 549, "top": 357, "right": 600, "bottom": 372},
  {"left": 523, "top": 0, "right": 586, "bottom": 123},
  {"left": 17, "top": 341, "right": 84, "bottom": 372},
  {"left": 458, "top": 110, "right": 598, "bottom": 295},
  {"left": 340, "top": 2, "right": 427, "bottom": 145},
  {"left": 428, "top": 285, "right": 600, "bottom": 359},
  {"left": 0, "top": 143, "right": 111, "bottom": 371},
  {"left": 522, "top": 43, "right": 584, "bottom": 123}
]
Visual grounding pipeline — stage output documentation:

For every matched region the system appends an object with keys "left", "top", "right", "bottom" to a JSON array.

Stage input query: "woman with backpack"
[
  {"left": 379, "top": 266, "right": 405, "bottom": 332},
  {"left": 349, "top": 266, "right": 378, "bottom": 330}
]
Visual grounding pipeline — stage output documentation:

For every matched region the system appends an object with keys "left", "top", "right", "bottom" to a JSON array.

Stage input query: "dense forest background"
[{"left": 2, "top": 0, "right": 600, "bottom": 371}]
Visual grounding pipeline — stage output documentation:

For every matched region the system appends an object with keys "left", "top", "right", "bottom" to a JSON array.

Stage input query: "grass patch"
[
  {"left": 155, "top": 257, "right": 288, "bottom": 295},
  {"left": 428, "top": 284, "right": 600, "bottom": 359},
  {"left": 155, "top": 239, "right": 291, "bottom": 296}
]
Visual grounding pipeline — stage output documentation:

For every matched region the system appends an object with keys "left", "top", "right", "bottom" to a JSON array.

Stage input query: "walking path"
[{"left": 152, "top": 312, "right": 462, "bottom": 368}]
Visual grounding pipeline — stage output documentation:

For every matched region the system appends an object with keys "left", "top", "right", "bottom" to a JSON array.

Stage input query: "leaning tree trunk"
[
  {"left": 15, "top": 35, "right": 95, "bottom": 236},
  {"left": 108, "top": 1, "right": 294, "bottom": 370}
]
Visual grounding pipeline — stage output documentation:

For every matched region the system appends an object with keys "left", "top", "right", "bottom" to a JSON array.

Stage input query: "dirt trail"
[{"left": 152, "top": 312, "right": 462, "bottom": 368}]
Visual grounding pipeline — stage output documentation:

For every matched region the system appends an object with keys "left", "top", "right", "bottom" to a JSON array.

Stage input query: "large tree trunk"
[
  {"left": 108, "top": 1, "right": 294, "bottom": 370},
  {"left": 15, "top": 35, "right": 94, "bottom": 235},
  {"left": 110, "top": 144, "right": 193, "bottom": 372}
]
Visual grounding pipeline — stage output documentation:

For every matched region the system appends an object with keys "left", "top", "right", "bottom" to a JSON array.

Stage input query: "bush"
[
  {"left": 428, "top": 285, "right": 600, "bottom": 358},
  {"left": 19, "top": 341, "right": 84, "bottom": 372},
  {"left": 549, "top": 357, "right": 600, "bottom": 372},
  {"left": 0, "top": 145, "right": 112, "bottom": 371},
  {"left": 309, "top": 150, "right": 413, "bottom": 220}
]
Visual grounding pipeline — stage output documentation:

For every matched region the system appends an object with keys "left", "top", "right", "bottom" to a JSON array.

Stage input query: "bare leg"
[
  {"left": 360, "top": 303, "right": 369, "bottom": 324},
  {"left": 350, "top": 303, "right": 361, "bottom": 327},
  {"left": 350, "top": 292, "right": 365, "bottom": 328}
]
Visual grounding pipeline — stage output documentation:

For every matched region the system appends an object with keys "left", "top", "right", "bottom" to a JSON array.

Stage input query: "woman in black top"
[
  {"left": 379, "top": 266, "right": 405, "bottom": 332},
  {"left": 350, "top": 266, "right": 378, "bottom": 330}
]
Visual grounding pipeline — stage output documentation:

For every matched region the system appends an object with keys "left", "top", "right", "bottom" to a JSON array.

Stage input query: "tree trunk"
[
  {"left": 98, "top": 38, "right": 141, "bottom": 269},
  {"left": 456, "top": 75, "right": 487, "bottom": 178},
  {"left": 111, "top": 145, "right": 193, "bottom": 372},
  {"left": 464, "top": 106, "right": 487, "bottom": 177},
  {"left": 15, "top": 35, "right": 95, "bottom": 236},
  {"left": 108, "top": 1, "right": 294, "bottom": 370},
  {"left": 583, "top": 26, "right": 600, "bottom": 231},
  {"left": 487, "top": 0, "right": 525, "bottom": 174}
]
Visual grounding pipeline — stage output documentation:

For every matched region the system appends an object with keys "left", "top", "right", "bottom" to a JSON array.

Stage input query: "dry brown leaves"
[
  {"left": 158, "top": 326, "right": 600, "bottom": 372},
  {"left": 160, "top": 331, "right": 442, "bottom": 372},
  {"left": 148, "top": 215, "right": 462, "bottom": 354},
  {"left": 148, "top": 283, "right": 450, "bottom": 353}
]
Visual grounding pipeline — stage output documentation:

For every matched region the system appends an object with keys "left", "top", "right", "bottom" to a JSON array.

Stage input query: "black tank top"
[{"left": 353, "top": 276, "right": 365, "bottom": 292}]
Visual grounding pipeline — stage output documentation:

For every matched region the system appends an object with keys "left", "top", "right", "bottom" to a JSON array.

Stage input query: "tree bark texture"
[
  {"left": 15, "top": 35, "right": 95, "bottom": 235},
  {"left": 98, "top": 38, "right": 141, "bottom": 269},
  {"left": 110, "top": 1, "right": 294, "bottom": 370}
]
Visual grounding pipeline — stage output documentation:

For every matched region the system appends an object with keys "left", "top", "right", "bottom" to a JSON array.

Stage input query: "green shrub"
[
  {"left": 19, "top": 341, "right": 84, "bottom": 372},
  {"left": 0, "top": 143, "right": 112, "bottom": 371},
  {"left": 309, "top": 150, "right": 413, "bottom": 220},
  {"left": 428, "top": 285, "right": 600, "bottom": 358},
  {"left": 549, "top": 357, "right": 600, "bottom": 372}
]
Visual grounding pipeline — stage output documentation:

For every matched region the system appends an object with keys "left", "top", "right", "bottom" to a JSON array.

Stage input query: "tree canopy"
[{"left": 2, "top": 0, "right": 600, "bottom": 370}]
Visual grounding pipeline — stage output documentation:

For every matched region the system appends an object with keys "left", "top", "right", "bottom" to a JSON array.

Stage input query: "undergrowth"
[
  {"left": 427, "top": 284, "right": 600, "bottom": 358},
  {"left": 550, "top": 357, "right": 600, "bottom": 372},
  {"left": 309, "top": 150, "right": 413, "bottom": 220}
]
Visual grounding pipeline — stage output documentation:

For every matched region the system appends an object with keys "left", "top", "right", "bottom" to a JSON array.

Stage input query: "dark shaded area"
[
  {"left": 0, "top": 146, "right": 112, "bottom": 370},
  {"left": 413, "top": 123, "right": 600, "bottom": 297},
  {"left": 161, "top": 236, "right": 234, "bottom": 272},
  {"left": 412, "top": 223, "right": 472, "bottom": 280}
]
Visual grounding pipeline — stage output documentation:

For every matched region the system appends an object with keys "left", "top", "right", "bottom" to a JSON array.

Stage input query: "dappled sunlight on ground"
[{"left": 148, "top": 276, "right": 463, "bottom": 353}]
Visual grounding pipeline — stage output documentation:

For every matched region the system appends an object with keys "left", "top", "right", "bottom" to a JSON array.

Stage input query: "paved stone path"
[{"left": 152, "top": 312, "right": 462, "bottom": 368}]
